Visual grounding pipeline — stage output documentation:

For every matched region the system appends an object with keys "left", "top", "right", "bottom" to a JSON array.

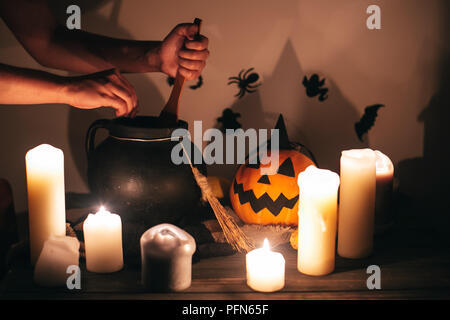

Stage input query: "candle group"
[
  {"left": 246, "top": 239, "right": 285, "bottom": 292},
  {"left": 26, "top": 144, "right": 66, "bottom": 265},
  {"left": 23, "top": 142, "right": 394, "bottom": 292},
  {"left": 297, "top": 166, "right": 340, "bottom": 276},
  {"left": 83, "top": 206, "right": 123, "bottom": 273}
]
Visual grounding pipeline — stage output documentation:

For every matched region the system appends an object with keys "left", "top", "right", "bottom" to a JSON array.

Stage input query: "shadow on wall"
[
  {"left": 397, "top": 1, "right": 450, "bottom": 232},
  {"left": 49, "top": 0, "right": 165, "bottom": 188},
  {"left": 207, "top": 90, "right": 276, "bottom": 181},
  {"left": 208, "top": 39, "right": 367, "bottom": 180},
  {"left": 295, "top": 76, "right": 368, "bottom": 172}
]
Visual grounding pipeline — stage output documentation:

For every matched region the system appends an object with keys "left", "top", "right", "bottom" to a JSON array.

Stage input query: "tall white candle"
[
  {"left": 297, "top": 166, "right": 340, "bottom": 276},
  {"left": 338, "top": 149, "right": 376, "bottom": 259},
  {"left": 246, "top": 239, "right": 285, "bottom": 292},
  {"left": 26, "top": 144, "right": 66, "bottom": 265},
  {"left": 83, "top": 206, "right": 123, "bottom": 273},
  {"left": 375, "top": 150, "right": 394, "bottom": 231}
]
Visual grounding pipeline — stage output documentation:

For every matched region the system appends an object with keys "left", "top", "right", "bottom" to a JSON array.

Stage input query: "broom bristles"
[{"left": 192, "top": 167, "right": 254, "bottom": 253}]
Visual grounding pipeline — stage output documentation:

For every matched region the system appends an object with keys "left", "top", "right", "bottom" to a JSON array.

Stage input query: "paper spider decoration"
[{"left": 228, "top": 68, "right": 261, "bottom": 99}]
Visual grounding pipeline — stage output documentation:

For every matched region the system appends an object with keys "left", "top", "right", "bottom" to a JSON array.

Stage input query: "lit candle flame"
[{"left": 262, "top": 238, "right": 270, "bottom": 251}]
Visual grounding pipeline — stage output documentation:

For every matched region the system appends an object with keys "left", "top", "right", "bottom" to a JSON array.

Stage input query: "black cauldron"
[{"left": 86, "top": 116, "right": 205, "bottom": 228}]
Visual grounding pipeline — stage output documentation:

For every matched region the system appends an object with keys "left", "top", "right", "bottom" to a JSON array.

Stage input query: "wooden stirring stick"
[{"left": 159, "top": 18, "right": 202, "bottom": 126}]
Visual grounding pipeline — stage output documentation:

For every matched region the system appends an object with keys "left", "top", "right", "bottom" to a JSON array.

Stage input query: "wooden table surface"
[{"left": 2, "top": 222, "right": 450, "bottom": 300}]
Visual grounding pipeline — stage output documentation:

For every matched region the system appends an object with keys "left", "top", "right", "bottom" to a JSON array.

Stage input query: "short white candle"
[
  {"left": 26, "top": 144, "right": 66, "bottom": 265},
  {"left": 246, "top": 238, "right": 285, "bottom": 292},
  {"left": 33, "top": 235, "right": 80, "bottom": 287},
  {"left": 338, "top": 149, "right": 376, "bottom": 259},
  {"left": 375, "top": 150, "right": 394, "bottom": 230},
  {"left": 140, "top": 223, "right": 196, "bottom": 292},
  {"left": 297, "top": 166, "right": 340, "bottom": 276},
  {"left": 83, "top": 206, "right": 123, "bottom": 273}
]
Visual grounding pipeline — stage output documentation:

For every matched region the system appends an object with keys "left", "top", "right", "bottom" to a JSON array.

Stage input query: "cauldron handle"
[{"left": 85, "top": 119, "right": 111, "bottom": 160}]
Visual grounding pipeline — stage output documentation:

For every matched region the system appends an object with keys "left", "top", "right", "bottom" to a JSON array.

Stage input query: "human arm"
[
  {"left": 0, "top": 0, "right": 209, "bottom": 79},
  {"left": 0, "top": 63, "right": 137, "bottom": 117}
]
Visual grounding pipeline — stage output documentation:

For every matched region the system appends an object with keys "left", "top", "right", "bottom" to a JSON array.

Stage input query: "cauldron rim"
[{"left": 106, "top": 116, "right": 188, "bottom": 140}]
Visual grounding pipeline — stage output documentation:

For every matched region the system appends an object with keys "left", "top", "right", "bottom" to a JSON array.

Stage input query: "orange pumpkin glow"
[{"left": 230, "top": 149, "right": 315, "bottom": 226}]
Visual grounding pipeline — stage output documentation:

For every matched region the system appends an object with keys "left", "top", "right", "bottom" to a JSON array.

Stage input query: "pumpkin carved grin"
[
  {"left": 232, "top": 179, "right": 299, "bottom": 216},
  {"left": 229, "top": 114, "right": 316, "bottom": 226}
]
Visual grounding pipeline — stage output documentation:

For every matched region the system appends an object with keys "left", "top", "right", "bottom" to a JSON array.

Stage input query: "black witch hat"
[{"left": 247, "top": 114, "right": 318, "bottom": 166}]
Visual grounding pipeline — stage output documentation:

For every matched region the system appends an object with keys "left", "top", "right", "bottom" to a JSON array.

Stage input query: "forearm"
[
  {"left": 0, "top": 0, "right": 162, "bottom": 74},
  {"left": 34, "top": 27, "right": 162, "bottom": 74},
  {"left": 0, "top": 63, "right": 66, "bottom": 105}
]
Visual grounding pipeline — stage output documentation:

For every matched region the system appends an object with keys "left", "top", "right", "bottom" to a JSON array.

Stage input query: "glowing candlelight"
[
  {"left": 338, "top": 149, "right": 376, "bottom": 259},
  {"left": 83, "top": 206, "right": 123, "bottom": 273},
  {"left": 26, "top": 144, "right": 66, "bottom": 265},
  {"left": 246, "top": 238, "right": 285, "bottom": 292},
  {"left": 297, "top": 166, "right": 340, "bottom": 276},
  {"left": 375, "top": 150, "right": 394, "bottom": 231}
]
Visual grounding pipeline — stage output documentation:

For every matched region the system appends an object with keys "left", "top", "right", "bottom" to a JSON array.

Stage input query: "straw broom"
[{"left": 190, "top": 166, "right": 254, "bottom": 253}]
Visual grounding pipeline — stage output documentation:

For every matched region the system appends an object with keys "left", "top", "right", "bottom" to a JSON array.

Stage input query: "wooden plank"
[
  {"left": 2, "top": 246, "right": 450, "bottom": 299},
  {"left": 2, "top": 289, "right": 450, "bottom": 300}
]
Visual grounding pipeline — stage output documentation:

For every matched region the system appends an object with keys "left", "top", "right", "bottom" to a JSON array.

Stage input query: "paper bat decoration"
[
  {"left": 189, "top": 75, "right": 203, "bottom": 90},
  {"left": 355, "top": 104, "right": 385, "bottom": 141},
  {"left": 167, "top": 75, "right": 204, "bottom": 90}
]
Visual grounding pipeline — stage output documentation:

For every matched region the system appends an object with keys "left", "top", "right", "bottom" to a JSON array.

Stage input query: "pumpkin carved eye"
[
  {"left": 257, "top": 175, "right": 270, "bottom": 185},
  {"left": 277, "top": 158, "right": 295, "bottom": 177}
]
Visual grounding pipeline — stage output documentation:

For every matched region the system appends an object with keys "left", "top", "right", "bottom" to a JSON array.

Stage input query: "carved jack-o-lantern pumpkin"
[{"left": 229, "top": 115, "right": 316, "bottom": 226}]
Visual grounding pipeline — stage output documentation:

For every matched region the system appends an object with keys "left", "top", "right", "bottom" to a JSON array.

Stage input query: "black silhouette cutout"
[
  {"left": 257, "top": 175, "right": 271, "bottom": 185},
  {"left": 167, "top": 76, "right": 175, "bottom": 86},
  {"left": 233, "top": 179, "right": 299, "bottom": 216},
  {"left": 277, "top": 158, "right": 295, "bottom": 177},
  {"left": 302, "top": 74, "right": 328, "bottom": 101},
  {"left": 264, "top": 114, "right": 318, "bottom": 166},
  {"left": 228, "top": 68, "right": 262, "bottom": 99},
  {"left": 355, "top": 104, "right": 385, "bottom": 141},
  {"left": 189, "top": 75, "right": 203, "bottom": 90},
  {"left": 167, "top": 75, "right": 203, "bottom": 90},
  {"left": 217, "top": 108, "right": 242, "bottom": 132},
  {"left": 273, "top": 114, "right": 291, "bottom": 150}
]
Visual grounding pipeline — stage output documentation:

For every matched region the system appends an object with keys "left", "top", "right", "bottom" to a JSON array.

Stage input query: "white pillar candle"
[
  {"left": 375, "top": 150, "right": 394, "bottom": 231},
  {"left": 246, "top": 238, "right": 285, "bottom": 292},
  {"left": 297, "top": 166, "right": 340, "bottom": 276},
  {"left": 33, "top": 235, "right": 80, "bottom": 287},
  {"left": 338, "top": 149, "right": 376, "bottom": 259},
  {"left": 26, "top": 144, "right": 66, "bottom": 265},
  {"left": 140, "top": 223, "right": 196, "bottom": 292},
  {"left": 83, "top": 206, "right": 123, "bottom": 273}
]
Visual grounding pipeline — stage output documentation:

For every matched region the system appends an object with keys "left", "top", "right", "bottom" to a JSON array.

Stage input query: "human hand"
[
  {"left": 61, "top": 69, "right": 138, "bottom": 117},
  {"left": 158, "top": 22, "right": 209, "bottom": 80}
]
